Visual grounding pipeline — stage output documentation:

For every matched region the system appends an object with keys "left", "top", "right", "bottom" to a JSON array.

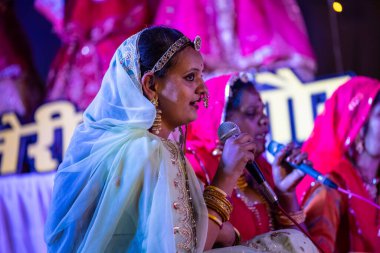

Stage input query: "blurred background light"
[{"left": 333, "top": 1, "right": 343, "bottom": 13}]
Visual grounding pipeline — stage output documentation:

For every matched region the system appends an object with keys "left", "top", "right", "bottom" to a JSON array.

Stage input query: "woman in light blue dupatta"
[{"left": 44, "top": 26, "right": 261, "bottom": 252}]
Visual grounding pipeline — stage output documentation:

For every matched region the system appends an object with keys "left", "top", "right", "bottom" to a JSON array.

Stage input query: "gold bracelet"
[
  {"left": 204, "top": 193, "right": 233, "bottom": 212},
  {"left": 208, "top": 213, "right": 223, "bottom": 229},
  {"left": 206, "top": 185, "right": 228, "bottom": 197},
  {"left": 204, "top": 187, "right": 233, "bottom": 222},
  {"left": 232, "top": 226, "right": 241, "bottom": 245},
  {"left": 204, "top": 194, "right": 233, "bottom": 221},
  {"left": 204, "top": 197, "right": 231, "bottom": 222}
]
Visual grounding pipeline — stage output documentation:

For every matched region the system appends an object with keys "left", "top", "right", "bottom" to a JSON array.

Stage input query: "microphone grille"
[{"left": 217, "top": 121, "right": 241, "bottom": 143}]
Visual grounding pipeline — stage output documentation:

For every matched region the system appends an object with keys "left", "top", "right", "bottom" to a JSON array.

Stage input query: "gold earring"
[
  {"left": 150, "top": 97, "right": 162, "bottom": 134},
  {"left": 356, "top": 138, "right": 364, "bottom": 154}
]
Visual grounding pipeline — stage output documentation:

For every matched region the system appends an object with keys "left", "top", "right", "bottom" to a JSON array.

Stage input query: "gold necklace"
[
  {"left": 236, "top": 174, "right": 248, "bottom": 189},
  {"left": 234, "top": 174, "right": 274, "bottom": 232}
]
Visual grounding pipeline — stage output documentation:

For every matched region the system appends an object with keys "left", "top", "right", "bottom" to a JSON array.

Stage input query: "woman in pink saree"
[
  {"left": 299, "top": 77, "right": 380, "bottom": 252},
  {"left": 154, "top": 0, "right": 316, "bottom": 81},
  {"left": 186, "top": 73, "right": 313, "bottom": 247},
  {"left": 36, "top": 0, "right": 151, "bottom": 109}
]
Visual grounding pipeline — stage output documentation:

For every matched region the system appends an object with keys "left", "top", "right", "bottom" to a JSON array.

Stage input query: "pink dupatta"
[{"left": 300, "top": 76, "right": 380, "bottom": 251}]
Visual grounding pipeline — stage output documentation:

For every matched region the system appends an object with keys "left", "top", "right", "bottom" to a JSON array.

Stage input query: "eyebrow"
[
  {"left": 182, "top": 67, "right": 203, "bottom": 75},
  {"left": 187, "top": 67, "right": 202, "bottom": 72},
  {"left": 243, "top": 103, "right": 264, "bottom": 111}
]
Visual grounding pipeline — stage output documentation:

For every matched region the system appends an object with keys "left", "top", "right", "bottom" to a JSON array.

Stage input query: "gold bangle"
[
  {"left": 232, "top": 226, "right": 241, "bottom": 245},
  {"left": 205, "top": 199, "right": 229, "bottom": 222},
  {"left": 204, "top": 194, "right": 233, "bottom": 222},
  {"left": 206, "top": 185, "right": 228, "bottom": 197},
  {"left": 203, "top": 187, "right": 233, "bottom": 222},
  {"left": 208, "top": 213, "right": 223, "bottom": 229},
  {"left": 204, "top": 194, "right": 233, "bottom": 212}
]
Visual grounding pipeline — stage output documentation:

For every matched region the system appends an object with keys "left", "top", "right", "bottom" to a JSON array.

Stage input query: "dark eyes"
[
  {"left": 185, "top": 73, "right": 195, "bottom": 81},
  {"left": 243, "top": 112, "right": 259, "bottom": 119},
  {"left": 242, "top": 108, "right": 266, "bottom": 119}
]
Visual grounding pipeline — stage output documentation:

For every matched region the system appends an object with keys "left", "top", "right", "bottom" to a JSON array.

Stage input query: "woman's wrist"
[
  {"left": 213, "top": 221, "right": 239, "bottom": 247},
  {"left": 212, "top": 164, "right": 241, "bottom": 196},
  {"left": 275, "top": 190, "right": 297, "bottom": 198},
  {"left": 275, "top": 190, "right": 301, "bottom": 212}
]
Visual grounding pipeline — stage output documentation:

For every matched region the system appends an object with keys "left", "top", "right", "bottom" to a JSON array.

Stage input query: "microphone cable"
[
  {"left": 274, "top": 203, "right": 325, "bottom": 253},
  {"left": 218, "top": 122, "right": 325, "bottom": 252}
]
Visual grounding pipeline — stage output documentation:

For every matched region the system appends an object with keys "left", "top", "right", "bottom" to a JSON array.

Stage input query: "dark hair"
[
  {"left": 374, "top": 91, "right": 380, "bottom": 105},
  {"left": 138, "top": 26, "right": 192, "bottom": 78},
  {"left": 362, "top": 91, "right": 380, "bottom": 134},
  {"left": 225, "top": 78, "right": 258, "bottom": 117}
]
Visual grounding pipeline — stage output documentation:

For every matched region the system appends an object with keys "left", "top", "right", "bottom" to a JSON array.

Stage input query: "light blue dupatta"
[{"left": 44, "top": 31, "right": 208, "bottom": 253}]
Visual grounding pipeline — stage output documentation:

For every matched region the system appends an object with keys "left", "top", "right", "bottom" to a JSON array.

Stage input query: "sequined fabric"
[{"left": 162, "top": 139, "right": 197, "bottom": 252}]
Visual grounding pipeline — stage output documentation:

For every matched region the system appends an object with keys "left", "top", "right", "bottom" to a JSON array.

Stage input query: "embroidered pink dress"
[
  {"left": 36, "top": 0, "right": 150, "bottom": 109},
  {"left": 154, "top": 0, "right": 316, "bottom": 80},
  {"left": 186, "top": 74, "right": 276, "bottom": 242},
  {"left": 298, "top": 77, "right": 380, "bottom": 252}
]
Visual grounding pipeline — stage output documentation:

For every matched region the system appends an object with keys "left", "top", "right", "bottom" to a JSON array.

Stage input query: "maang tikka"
[{"left": 150, "top": 97, "right": 162, "bottom": 134}]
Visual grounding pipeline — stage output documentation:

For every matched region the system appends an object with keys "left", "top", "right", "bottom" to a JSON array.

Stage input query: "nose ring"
[{"left": 201, "top": 93, "right": 209, "bottom": 108}]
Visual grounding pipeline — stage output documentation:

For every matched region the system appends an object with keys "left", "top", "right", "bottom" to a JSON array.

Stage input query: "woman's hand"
[
  {"left": 212, "top": 133, "right": 256, "bottom": 195},
  {"left": 272, "top": 143, "right": 310, "bottom": 193},
  {"left": 213, "top": 221, "right": 238, "bottom": 247}
]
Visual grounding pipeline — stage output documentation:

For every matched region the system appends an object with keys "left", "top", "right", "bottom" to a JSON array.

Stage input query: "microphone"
[
  {"left": 267, "top": 140, "right": 338, "bottom": 189},
  {"left": 218, "top": 122, "right": 279, "bottom": 206}
]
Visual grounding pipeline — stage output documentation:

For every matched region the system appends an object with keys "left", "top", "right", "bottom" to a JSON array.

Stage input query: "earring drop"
[
  {"left": 150, "top": 97, "right": 162, "bottom": 134},
  {"left": 356, "top": 139, "right": 364, "bottom": 154}
]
